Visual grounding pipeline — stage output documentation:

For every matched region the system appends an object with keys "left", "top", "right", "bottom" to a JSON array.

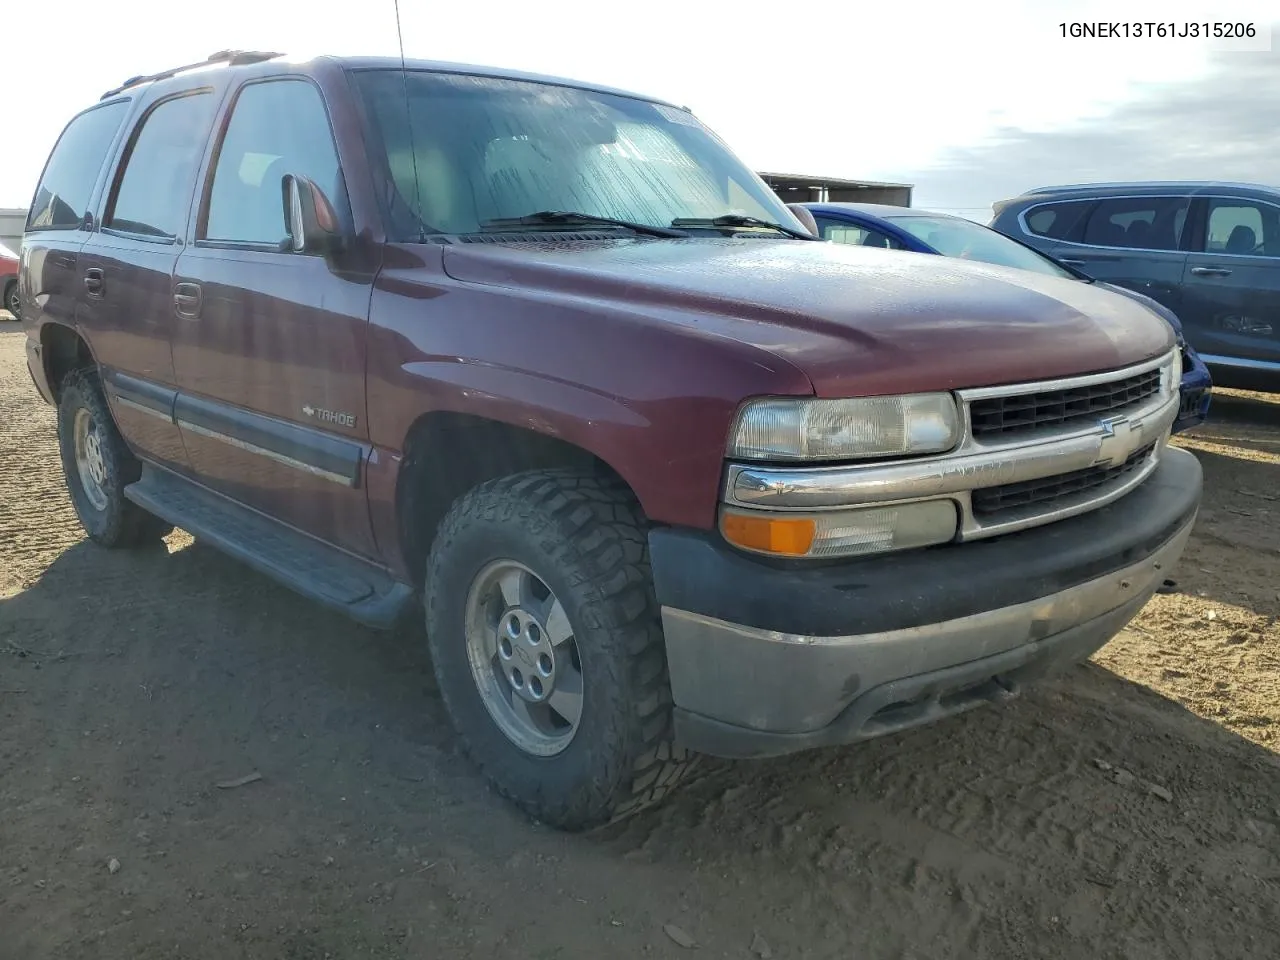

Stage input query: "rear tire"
[
  {"left": 57, "top": 368, "right": 173, "bottom": 547},
  {"left": 2, "top": 280, "right": 17, "bottom": 320},
  {"left": 424, "top": 468, "right": 697, "bottom": 830}
]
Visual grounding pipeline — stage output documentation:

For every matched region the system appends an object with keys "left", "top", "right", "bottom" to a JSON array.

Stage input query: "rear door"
[
  {"left": 1058, "top": 195, "right": 1191, "bottom": 315},
  {"left": 171, "top": 76, "right": 377, "bottom": 558},
  {"left": 80, "top": 90, "right": 220, "bottom": 471},
  {"left": 1179, "top": 195, "right": 1280, "bottom": 366}
]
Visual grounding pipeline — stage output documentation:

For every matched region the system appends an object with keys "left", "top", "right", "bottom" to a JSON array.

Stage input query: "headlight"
[
  {"left": 720, "top": 500, "right": 958, "bottom": 559},
  {"left": 728, "top": 394, "right": 960, "bottom": 462}
]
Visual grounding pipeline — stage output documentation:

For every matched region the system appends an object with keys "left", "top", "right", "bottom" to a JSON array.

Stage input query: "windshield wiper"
[
  {"left": 479, "top": 211, "right": 688, "bottom": 239},
  {"left": 670, "top": 214, "right": 819, "bottom": 240}
]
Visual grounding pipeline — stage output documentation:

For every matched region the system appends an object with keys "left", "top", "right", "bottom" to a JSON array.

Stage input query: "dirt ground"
[{"left": 1, "top": 326, "right": 1277, "bottom": 960}]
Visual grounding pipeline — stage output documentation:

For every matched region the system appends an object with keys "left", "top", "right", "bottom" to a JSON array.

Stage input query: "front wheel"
[
  {"left": 56, "top": 369, "right": 172, "bottom": 547},
  {"left": 424, "top": 469, "right": 697, "bottom": 830},
  {"left": 2, "top": 281, "right": 18, "bottom": 320}
]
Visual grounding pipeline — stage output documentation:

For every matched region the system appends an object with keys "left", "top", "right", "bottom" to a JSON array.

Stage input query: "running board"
[{"left": 125, "top": 465, "right": 414, "bottom": 629}]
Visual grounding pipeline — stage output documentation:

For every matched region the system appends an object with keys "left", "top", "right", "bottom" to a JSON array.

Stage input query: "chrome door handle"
[
  {"left": 83, "top": 267, "right": 105, "bottom": 296},
  {"left": 173, "top": 282, "right": 203, "bottom": 319},
  {"left": 1190, "top": 266, "right": 1232, "bottom": 277}
]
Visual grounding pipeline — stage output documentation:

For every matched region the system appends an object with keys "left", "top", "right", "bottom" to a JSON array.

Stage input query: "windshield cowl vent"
[{"left": 458, "top": 231, "right": 640, "bottom": 245}]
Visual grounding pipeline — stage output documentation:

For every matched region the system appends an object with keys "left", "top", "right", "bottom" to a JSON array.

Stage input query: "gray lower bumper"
[{"left": 662, "top": 515, "right": 1194, "bottom": 759}]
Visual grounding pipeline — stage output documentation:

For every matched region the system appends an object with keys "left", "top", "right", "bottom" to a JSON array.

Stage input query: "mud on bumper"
[{"left": 649, "top": 447, "right": 1202, "bottom": 759}]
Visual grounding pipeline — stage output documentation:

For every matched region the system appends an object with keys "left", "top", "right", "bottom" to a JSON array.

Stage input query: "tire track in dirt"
[{"left": 0, "top": 333, "right": 86, "bottom": 594}]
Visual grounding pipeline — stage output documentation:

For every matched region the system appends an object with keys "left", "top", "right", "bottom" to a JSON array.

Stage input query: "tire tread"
[
  {"left": 425, "top": 468, "right": 698, "bottom": 829},
  {"left": 57, "top": 367, "right": 172, "bottom": 548}
]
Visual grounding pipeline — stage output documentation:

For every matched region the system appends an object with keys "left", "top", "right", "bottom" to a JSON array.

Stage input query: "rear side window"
[
  {"left": 1022, "top": 200, "right": 1092, "bottom": 241},
  {"left": 27, "top": 101, "right": 130, "bottom": 231},
  {"left": 1082, "top": 196, "right": 1189, "bottom": 251},
  {"left": 204, "top": 79, "right": 343, "bottom": 245},
  {"left": 107, "top": 92, "right": 217, "bottom": 240}
]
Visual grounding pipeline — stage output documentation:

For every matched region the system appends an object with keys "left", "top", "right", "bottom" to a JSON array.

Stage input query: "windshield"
[
  {"left": 0, "top": 241, "right": 16, "bottom": 260},
  {"left": 352, "top": 69, "right": 799, "bottom": 239},
  {"left": 885, "top": 214, "right": 1076, "bottom": 278}
]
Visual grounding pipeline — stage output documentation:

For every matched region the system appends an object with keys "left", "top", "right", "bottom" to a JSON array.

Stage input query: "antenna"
[{"left": 393, "top": 0, "right": 427, "bottom": 241}]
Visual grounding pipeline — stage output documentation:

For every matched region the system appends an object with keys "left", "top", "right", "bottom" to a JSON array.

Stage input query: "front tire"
[
  {"left": 424, "top": 469, "right": 696, "bottom": 830},
  {"left": 57, "top": 368, "right": 172, "bottom": 547},
  {"left": 2, "top": 281, "right": 17, "bottom": 320}
]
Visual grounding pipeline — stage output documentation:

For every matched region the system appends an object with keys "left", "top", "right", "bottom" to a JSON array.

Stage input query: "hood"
[{"left": 442, "top": 237, "right": 1175, "bottom": 398}]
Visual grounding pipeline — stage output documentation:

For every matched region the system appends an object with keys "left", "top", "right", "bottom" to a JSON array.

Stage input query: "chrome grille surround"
[{"left": 723, "top": 350, "right": 1180, "bottom": 542}]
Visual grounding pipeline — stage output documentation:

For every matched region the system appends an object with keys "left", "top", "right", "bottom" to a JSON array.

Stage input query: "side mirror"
[
  {"left": 786, "top": 203, "right": 821, "bottom": 238},
  {"left": 282, "top": 174, "right": 343, "bottom": 255}
]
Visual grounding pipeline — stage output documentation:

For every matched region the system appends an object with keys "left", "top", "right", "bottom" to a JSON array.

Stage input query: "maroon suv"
[{"left": 21, "top": 51, "right": 1202, "bottom": 830}]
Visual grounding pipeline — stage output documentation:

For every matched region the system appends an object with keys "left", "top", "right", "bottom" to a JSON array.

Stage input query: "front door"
[
  {"left": 1179, "top": 195, "right": 1280, "bottom": 367},
  {"left": 171, "top": 77, "right": 377, "bottom": 559}
]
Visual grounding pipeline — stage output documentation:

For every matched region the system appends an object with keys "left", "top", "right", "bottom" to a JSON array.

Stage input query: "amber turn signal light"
[{"left": 720, "top": 510, "right": 816, "bottom": 556}]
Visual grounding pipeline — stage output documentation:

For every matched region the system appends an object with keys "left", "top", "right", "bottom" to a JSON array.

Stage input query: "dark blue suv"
[{"left": 991, "top": 181, "right": 1280, "bottom": 390}]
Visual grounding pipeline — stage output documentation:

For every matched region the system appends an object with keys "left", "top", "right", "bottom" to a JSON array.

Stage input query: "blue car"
[{"left": 797, "top": 202, "right": 1212, "bottom": 433}]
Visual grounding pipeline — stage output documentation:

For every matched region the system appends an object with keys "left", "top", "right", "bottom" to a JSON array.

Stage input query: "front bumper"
[
  {"left": 1174, "top": 341, "right": 1212, "bottom": 434},
  {"left": 651, "top": 447, "right": 1202, "bottom": 759}
]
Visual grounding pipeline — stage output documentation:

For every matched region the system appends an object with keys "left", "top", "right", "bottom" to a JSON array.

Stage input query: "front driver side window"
[
  {"left": 205, "top": 79, "right": 344, "bottom": 246},
  {"left": 1205, "top": 199, "right": 1280, "bottom": 257}
]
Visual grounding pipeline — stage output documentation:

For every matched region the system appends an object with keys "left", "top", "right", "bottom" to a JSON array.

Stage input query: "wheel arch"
[
  {"left": 394, "top": 409, "right": 638, "bottom": 586},
  {"left": 40, "top": 322, "right": 97, "bottom": 402}
]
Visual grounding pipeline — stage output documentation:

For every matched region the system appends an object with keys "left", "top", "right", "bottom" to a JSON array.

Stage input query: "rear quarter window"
[
  {"left": 1021, "top": 200, "right": 1093, "bottom": 241},
  {"left": 27, "top": 100, "right": 131, "bottom": 231}
]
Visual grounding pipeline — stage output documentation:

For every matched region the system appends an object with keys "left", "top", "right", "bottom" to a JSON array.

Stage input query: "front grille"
[
  {"left": 972, "top": 443, "right": 1156, "bottom": 518},
  {"left": 969, "top": 367, "right": 1162, "bottom": 439}
]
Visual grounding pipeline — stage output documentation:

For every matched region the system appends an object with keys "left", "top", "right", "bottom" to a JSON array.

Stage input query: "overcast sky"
[
  {"left": 911, "top": 46, "right": 1280, "bottom": 215},
  {"left": 1, "top": 0, "right": 1275, "bottom": 219}
]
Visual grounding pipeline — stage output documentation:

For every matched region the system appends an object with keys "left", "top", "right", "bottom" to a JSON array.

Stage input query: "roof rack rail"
[{"left": 99, "top": 49, "right": 284, "bottom": 100}]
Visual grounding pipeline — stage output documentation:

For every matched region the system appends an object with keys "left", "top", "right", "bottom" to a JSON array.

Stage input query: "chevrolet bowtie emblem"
[{"left": 1095, "top": 417, "right": 1135, "bottom": 468}]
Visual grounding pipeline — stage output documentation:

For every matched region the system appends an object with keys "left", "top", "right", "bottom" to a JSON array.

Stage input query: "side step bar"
[{"left": 125, "top": 465, "right": 414, "bottom": 629}]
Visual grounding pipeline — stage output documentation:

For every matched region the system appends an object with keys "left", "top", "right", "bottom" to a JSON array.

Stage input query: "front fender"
[{"left": 366, "top": 258, "right": 814, "bottom": 530}]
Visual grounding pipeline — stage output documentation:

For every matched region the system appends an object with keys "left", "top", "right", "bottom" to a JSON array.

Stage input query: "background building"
[{"left": 760, "top": 172, "right": 912, "bottom": 207}]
